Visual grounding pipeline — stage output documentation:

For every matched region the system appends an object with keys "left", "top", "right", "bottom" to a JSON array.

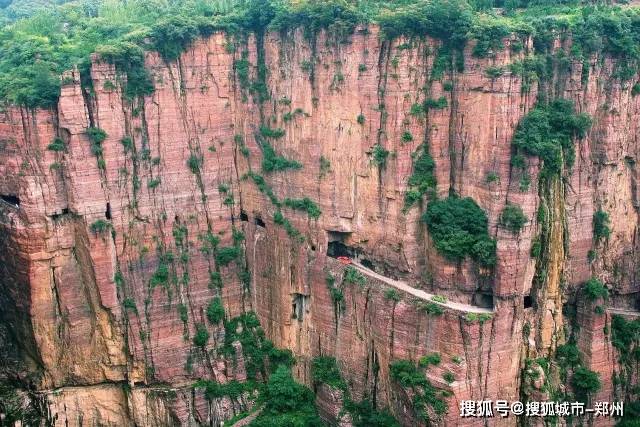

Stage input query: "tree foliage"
[
  {"left": 2, "top": 0, "right": 640, "bottom": 109},
  {"left": 571, "top": 366, "right": 601, "bottom": 399},
  {"left": 499, "top": 204, "right": 527, "bottom": 233},
  {"left": 423, "top": 196, "right": 496, "bottom": 267},
  {"left": 583, "top": 277, "right": 608, "bottom": 301},
  {"left": 389, "top": 359, "right": 448, "bottom": 422},
  {"left": 250, "top": 365, "right": 323, "bottom": 427},
  {"left": 311, "top": 356, "right": 346, "bottom": 390},
  {"left": 405, "top": 146, "right": 437, "bottom": 208},
  {"left": 206, "top": 297, "right": 225, "bottom": 324},
  {"left": 512, "top": 99, "right": 591, "bottom": 176},
  {"left": 593, "top": 209, "right": 611, "bottom": 242}
]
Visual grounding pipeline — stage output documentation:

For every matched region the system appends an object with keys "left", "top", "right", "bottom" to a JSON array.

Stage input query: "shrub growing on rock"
[
  {"left": 372, "top": 143, "right": 390, "bottom": 168},
  {"left": 423, "top": 196, "right": 496, "bottom": 267},
  {"left": 251, "top": 365, "right": 323, "bottom": 427},
  {"left": 47, "top": 137, "right": 65, "bottom": 152},
  {"left": 572, "top": 367, "right": 601, "bottom": 400},
  {"left": 90, "top": 219, "right": 111, "bottom": 234},
  {"left": 583, "top": 277, "right": 608, "bottom": 301},
  {"left": 216, "top": 246, "right": 241, "bottom": 266},
  {"left": 193, "top": 323, "right": 209, "bottom": 347},
  {"left": 512, "top": 99, "right": 591, "bottom": 176},
  {"left": 593, "top": 209, "right": 611, "bottom": 242},
  {"left": 311, "top": 356, "right": 346, "bottom": 390},
  {"left": 404, "top": 147, "right": 437, "bottom": 208},
  {"left": 206, "top": 297, "right": 225, "bottom": 324},
  {"left": 499, "top": 204, "right": 527, "bottom": 233}
]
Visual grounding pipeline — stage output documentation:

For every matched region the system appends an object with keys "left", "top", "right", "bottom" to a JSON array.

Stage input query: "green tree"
[
  {"left": 500, "top": 204, "right": 527, "bottom": 233},
  {"left": 593, "top": 209, "right": 611, "bottom": 242},
  {"left": 206, "top": 297, "right": 225, "bottom": 324},
  {"left": 423, "top": 196, "right": 496, "bottom": 266},
  {"left": 251, "top": 365, "right": 323, "bottom": 427},
  {"left": 572, "top": 367, "right": 601, "bottom": 401}
]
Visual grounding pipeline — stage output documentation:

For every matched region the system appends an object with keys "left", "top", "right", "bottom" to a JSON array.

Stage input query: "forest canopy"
[{"left": 0, "top": 0, "right": 638, "bottom": 108}]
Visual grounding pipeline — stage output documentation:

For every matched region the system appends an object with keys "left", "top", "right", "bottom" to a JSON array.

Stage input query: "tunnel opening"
[
  {"left": 327, "top": 241, "right": 355, "bottom": 258},
  {"left": 327, "top": 230, "right": 351, "bottom": 242},
  {"left": 473, "top": 293, "right": 494, "bottom": 310},
  {"left": 360, "top": 258, "right": 375, "bottom": 271},
  {"left": 255, "top": 216, "right": 265, "bottom": 228},
  {"left": 105, "top": 203, "right": 112, "bottom": 220},
  {"left": 0, "top": 194, "right": 19, "bottom": 208},
  {"left": 240, "top": 210, "right": 249, "bottom": 222},
  {"left": 326, "top": 231, "right": 355, "bottom": 258},
  {"left": 524, "top": 294, "right": 533, "bottom": 309}
]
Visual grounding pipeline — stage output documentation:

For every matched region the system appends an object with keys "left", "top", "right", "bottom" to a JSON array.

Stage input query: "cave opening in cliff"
[
  {"left": 524, "top": 294, "right": 533, "bottom": 309},
  {"left": 255, "top": 216, "right": 265, "bottom": 228},
  {"left": 240, "top": 210, "right": 249, "bottom": 222},
  {"left": 0, "top": 194, "right": 19, "bottom": 208},
  {"left": 105, "top": 203, "right": 112, "bottom": 220}
]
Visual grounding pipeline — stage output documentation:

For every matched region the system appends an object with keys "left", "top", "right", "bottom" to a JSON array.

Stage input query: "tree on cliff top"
[
  {"left": 1, "top": 0, "right": 639, "bottom": 108},
  {"left": 377, "top": 0, "right": 473, "bottom": 46}
]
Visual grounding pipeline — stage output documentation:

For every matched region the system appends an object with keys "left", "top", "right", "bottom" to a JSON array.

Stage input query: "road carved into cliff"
[
  {"left": 607, "top": 307, "right": 640, "bottom": 317},
  {"left": 350, "top": 262, "right": 494, "bottom": 314}
]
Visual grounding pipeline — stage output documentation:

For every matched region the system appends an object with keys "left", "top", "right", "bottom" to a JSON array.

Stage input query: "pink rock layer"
[{"left": 0, "top": 28, "right": 637, "bottom": 426}]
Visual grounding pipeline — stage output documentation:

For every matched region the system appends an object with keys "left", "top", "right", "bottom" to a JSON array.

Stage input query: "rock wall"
[{"left": 0, "top": 27, "right": 638, "bottom": 426}]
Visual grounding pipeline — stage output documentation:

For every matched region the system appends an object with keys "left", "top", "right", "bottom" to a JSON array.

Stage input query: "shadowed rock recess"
[{"left": 1, "top": 0, "right": 640, "bottom": 426}]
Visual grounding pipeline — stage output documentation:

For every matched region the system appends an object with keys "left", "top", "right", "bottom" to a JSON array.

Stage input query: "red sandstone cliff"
[{"left": 0, "top": 27, "right": 637, "bottom": 426}]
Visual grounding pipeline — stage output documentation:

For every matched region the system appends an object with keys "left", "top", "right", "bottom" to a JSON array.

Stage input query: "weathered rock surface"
[{"left": 0, "top": 27, "right": 638, "bottom": 426}]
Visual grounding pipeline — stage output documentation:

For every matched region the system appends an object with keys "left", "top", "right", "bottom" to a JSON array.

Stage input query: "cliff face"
[{"left": 0, "top": 27, "right": 638, "bottom": 426}]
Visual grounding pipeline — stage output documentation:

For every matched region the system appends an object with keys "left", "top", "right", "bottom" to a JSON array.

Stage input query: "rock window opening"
[
  {"left": 105, "top": 203, "right": 112, "bottom": 220},
  {"left": 240, "top": 210, "right": 249, "bottom": 222},
  {"left": 50, "top": 208, "right": 71, "bottom": 221},
  {"left": 524, "top": 294, "right": 533, "bottom": 309},
  {"left": 0, "top": 194, "right": 20, "bottom": 208},
  {"left": 291, "top": 293, "right": 307, "bottom": 321},
  {"left": 255, "top": 216, "right": 266, "bottom": 228}
]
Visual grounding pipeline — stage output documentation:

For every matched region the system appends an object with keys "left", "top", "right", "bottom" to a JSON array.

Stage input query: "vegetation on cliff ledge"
[
  {"left": 311, "top": 355, "right": 401, "bottom": 426},
  {"left": 390, "top": 359, "right": 448, "bottom": 422},
  {"left": 554, "top": 341, "right": 602, "bottom": 403},
  {"left": 610, "top": 314, "right": 640, "bottom": 426},
  {"left": 423, "top": 196, "right": 496, "bottom": 267},
  {"left": 2, "top": 0, "right": 640, "bottom": 108},
  {"left": 512, "top": 99, "right": 591, "bottom": 177},
  {"left": 194, "top": 311, "right": 322, "bottom": 425}
]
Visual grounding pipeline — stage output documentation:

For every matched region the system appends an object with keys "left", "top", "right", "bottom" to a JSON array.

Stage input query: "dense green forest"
[{"left": 0, "top": 0, "right": 638, "bottom": 107}]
